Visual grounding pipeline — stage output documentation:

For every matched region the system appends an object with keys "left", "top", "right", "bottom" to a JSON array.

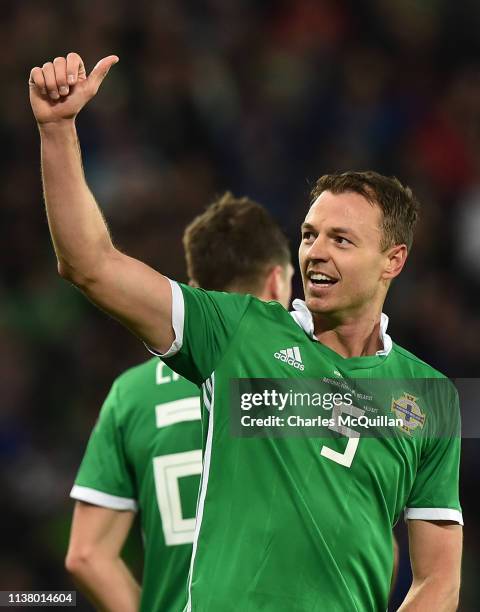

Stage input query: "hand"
[{"left": 29, "top": 52, "right": 119, "bottom": 126}]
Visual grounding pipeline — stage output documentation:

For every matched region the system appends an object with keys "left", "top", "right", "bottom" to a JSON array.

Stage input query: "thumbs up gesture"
[{"left": 29, "top": 53, "right": 119, "bottom": 125}]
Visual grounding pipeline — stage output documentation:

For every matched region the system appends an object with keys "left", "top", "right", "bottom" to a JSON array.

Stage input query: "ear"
[
  {"left": 262, "top": 265, "right": 284, "bottom": 302},
  {"left": 382, "top": 244, "right": 408, "bottom": 281}
]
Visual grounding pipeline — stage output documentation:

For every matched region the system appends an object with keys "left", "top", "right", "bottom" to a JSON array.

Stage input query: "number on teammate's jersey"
[{"left": 153, "top": 397, "right": 202, "bottom": 545}]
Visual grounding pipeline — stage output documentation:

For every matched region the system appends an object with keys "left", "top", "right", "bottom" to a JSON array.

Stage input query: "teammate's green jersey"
[
  {"left": 71, "top": 358, "right": 202, "bottom": 612},
  {"left": 157, "top": 282, "right": 462, "bottom": 612}
]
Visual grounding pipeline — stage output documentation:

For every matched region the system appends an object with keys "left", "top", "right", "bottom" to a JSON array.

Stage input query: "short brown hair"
[
  {"left": 183, "top": 192, "right": 291, "bottom": 292},
  {"left": 311, "top": 171, "right": 420, "bottom": 251}
]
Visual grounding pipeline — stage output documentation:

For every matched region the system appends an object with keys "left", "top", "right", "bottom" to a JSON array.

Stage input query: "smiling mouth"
[{"left": 307, "top": 272, "right": 339, "bottom": 288}]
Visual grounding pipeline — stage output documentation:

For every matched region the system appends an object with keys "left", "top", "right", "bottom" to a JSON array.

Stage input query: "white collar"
[{"left": 290, "top": 299, "right": 392, "bottom": 357}]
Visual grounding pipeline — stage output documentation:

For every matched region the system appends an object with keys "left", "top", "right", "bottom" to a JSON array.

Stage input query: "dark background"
[{"left": 0, "top": 0, "right": 479, "bottom": 609}]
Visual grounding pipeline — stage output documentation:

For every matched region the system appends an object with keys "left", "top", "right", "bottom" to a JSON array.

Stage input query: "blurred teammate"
[
  {"left": 30, "top": 54, "right": 462, "bottom": 611},
  {"left": 65, "top": 193, "right": 293, "bottom": 612}
]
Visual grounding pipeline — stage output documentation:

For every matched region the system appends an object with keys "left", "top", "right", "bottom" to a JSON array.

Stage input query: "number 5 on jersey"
[{"left": 320, "top": 402, "right": 365, "bottom": 468}]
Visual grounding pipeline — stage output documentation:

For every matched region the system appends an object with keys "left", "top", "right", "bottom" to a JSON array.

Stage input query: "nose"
[{"left": 307, "top": 234, "right": 330, "bottom": 263}]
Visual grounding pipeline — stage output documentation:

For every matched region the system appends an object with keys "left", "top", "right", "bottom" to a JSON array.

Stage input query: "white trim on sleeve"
[
  {"left": 146, "top": 278, "right": 185, "bottom": 358},
  {"left": 405, "top": 507, "right": 463, "bottom": 526},
  {"left": 70, "top": 485, "right": 138, "bottom": 512}
]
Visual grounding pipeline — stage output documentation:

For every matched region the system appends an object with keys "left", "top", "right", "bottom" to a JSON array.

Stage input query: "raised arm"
[
  {"left": 29, "top": 53, "right": 174, "bottom": 353},
  {"left": 398, "top": 520, "right": 462, "bottom": 611}
]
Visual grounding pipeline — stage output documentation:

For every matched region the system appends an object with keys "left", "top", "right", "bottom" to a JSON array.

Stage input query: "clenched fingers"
[
  {"left": 66, "top": 52, "right": 85, "bottom": 85},
  {"left": 29, "top": 67, "right": 47, "bottom": 95},
  {"left": 53, "top": 56, "right": 69, "bottom": 96},
  {"left": 29, "top": 53, "right": 116, "bottom": 105},
  {"left": 42, "top": 62, "right": 59, "bottom": 100}
]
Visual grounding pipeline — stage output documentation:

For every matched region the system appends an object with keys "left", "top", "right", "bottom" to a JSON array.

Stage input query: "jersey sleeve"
[
  {"left": 149, "top": 281, "right": 251, "bottom": 386},
  {"left": 70, "top": 380, "right": 137, "bottom": 511},
  {"left": 405, "top": 389, "right": 463, "bottom": 525}
]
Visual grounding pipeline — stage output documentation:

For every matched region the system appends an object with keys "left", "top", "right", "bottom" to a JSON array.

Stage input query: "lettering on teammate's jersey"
[
  {"left": 274, "top": 346, "right": 305, "bottom": 371},
  {"left": 391, "top": 393, "right": 426, "bottom": 435},
  {"left": 156, "top": 361, "right": 180, "bottom": 385}
]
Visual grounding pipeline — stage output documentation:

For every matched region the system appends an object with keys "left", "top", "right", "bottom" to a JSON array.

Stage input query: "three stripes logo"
[{"left": 274, "top": 346, "right": 305, "bottom": 371}]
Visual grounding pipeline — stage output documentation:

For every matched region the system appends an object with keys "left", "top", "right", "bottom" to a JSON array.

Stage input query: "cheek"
[
  {"left": 336, "top": 253, "right": 362, "bottom": 277},
  {"left": 298, "top": 245, "right": 307, "bottom": 272},
  {"left": 339, "top": 254, "right": 382, "bottom": 286}
]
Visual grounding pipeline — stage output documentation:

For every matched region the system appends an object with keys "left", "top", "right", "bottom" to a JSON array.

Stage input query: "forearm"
[
  {"left": 39, "top": 121, "right": 114, "bottom": 284},
  {"left": 398, "top": 578, "right": 459, "bottom": 611},
  {"left": 32, "top": 53, "right": 174, "bottom": 350},
  {"left": 69, "top": 555, "right": 140, "bottom": 612}
]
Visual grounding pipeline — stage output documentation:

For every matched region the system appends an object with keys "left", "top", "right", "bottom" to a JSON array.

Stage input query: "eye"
[
  {"left": 334, "top": 236, "right": 352, "bottom": 246},
  {"left": 302, "top": 231, "right": 314, "bottom": 242}
]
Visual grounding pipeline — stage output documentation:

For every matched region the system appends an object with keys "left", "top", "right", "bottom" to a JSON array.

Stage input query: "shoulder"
[
  {"left": 390, "top": 345, "right": 459, "bottom": 415},
  {"left": 113, "top": 357, "right": 159, "bottom": 390},
  {"left": 179, "top": 283, "right": 252, "bottom": 306},
  {"left": 179, "top": 283, "right": 289, "bottom": 322},
  {"left": 97, "top": 359, "right": 159, "bottom": 422},
  {"left": 390, "top": 343, "right": 448, "bottom": 378},
  {"left": 178, "top": 283, "right": 254, "bottom": 322},
  {"left": 248, "top": 296, "right": 290, "bottom": 315},
  {"left": 390, "top": 344, "right": 458, "bottom": 398},
  {"left": 232, "top": 295, "right": 293, "bottom": 329}
]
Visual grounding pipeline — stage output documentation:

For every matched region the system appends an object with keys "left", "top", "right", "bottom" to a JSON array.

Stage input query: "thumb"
[{"left": 88, "top": 55, "right": 119, "bottom": 93}]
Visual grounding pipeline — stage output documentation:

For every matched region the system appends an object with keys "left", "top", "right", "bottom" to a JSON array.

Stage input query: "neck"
[{"left": 312, "top": 309, "right": 383, "bottom": 358}]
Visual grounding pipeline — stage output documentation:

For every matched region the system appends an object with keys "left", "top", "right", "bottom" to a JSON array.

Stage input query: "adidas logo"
[{"left": 274, "top": 346, "right": 305, "bottom": 371}]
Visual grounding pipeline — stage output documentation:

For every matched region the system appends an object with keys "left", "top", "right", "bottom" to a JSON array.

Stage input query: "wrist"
[{"left": 38, "top": 119, "right": 77, "bottom": 137}]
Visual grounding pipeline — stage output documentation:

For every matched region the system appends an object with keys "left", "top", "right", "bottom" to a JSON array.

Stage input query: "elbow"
[
  {"left": 57, "top": 260, "right": 74, "bottom": 281},
  {"left": 57, "top": 246, "right": 115, "bottom": 288},
  {"left": 57, "top": 259, "right": 85, "bottom": 286},
  {"left": 65, "top": 546, "right": 94, "bottom": 578},
  {"left": 57, "top": 260, "right": 97, "bottom": 289}
]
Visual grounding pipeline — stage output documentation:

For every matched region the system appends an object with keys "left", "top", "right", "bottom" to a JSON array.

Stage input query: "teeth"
[{"left": 310, "top": 273, "right": 334, "bottom": 282}]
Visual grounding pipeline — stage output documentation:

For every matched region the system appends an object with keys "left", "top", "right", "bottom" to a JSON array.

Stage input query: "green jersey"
[
  {"left": 71, "top": 358, "right": 202, "bottom": 612},
  {"left": 157, "top": 282, "right": 462, "bottom": 612}
]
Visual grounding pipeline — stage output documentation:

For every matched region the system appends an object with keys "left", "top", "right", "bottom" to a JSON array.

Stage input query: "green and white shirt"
[
  {"left": 154, "top": 281, "right": 462, "bottom": 612},
  {"left": 71, "top": 358, "right": 202, "bottom": 612}
]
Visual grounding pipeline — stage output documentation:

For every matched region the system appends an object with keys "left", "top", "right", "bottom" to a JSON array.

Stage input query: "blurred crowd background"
[{"left": 1, "top": 0, "right": 479, "bottom": 609}]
